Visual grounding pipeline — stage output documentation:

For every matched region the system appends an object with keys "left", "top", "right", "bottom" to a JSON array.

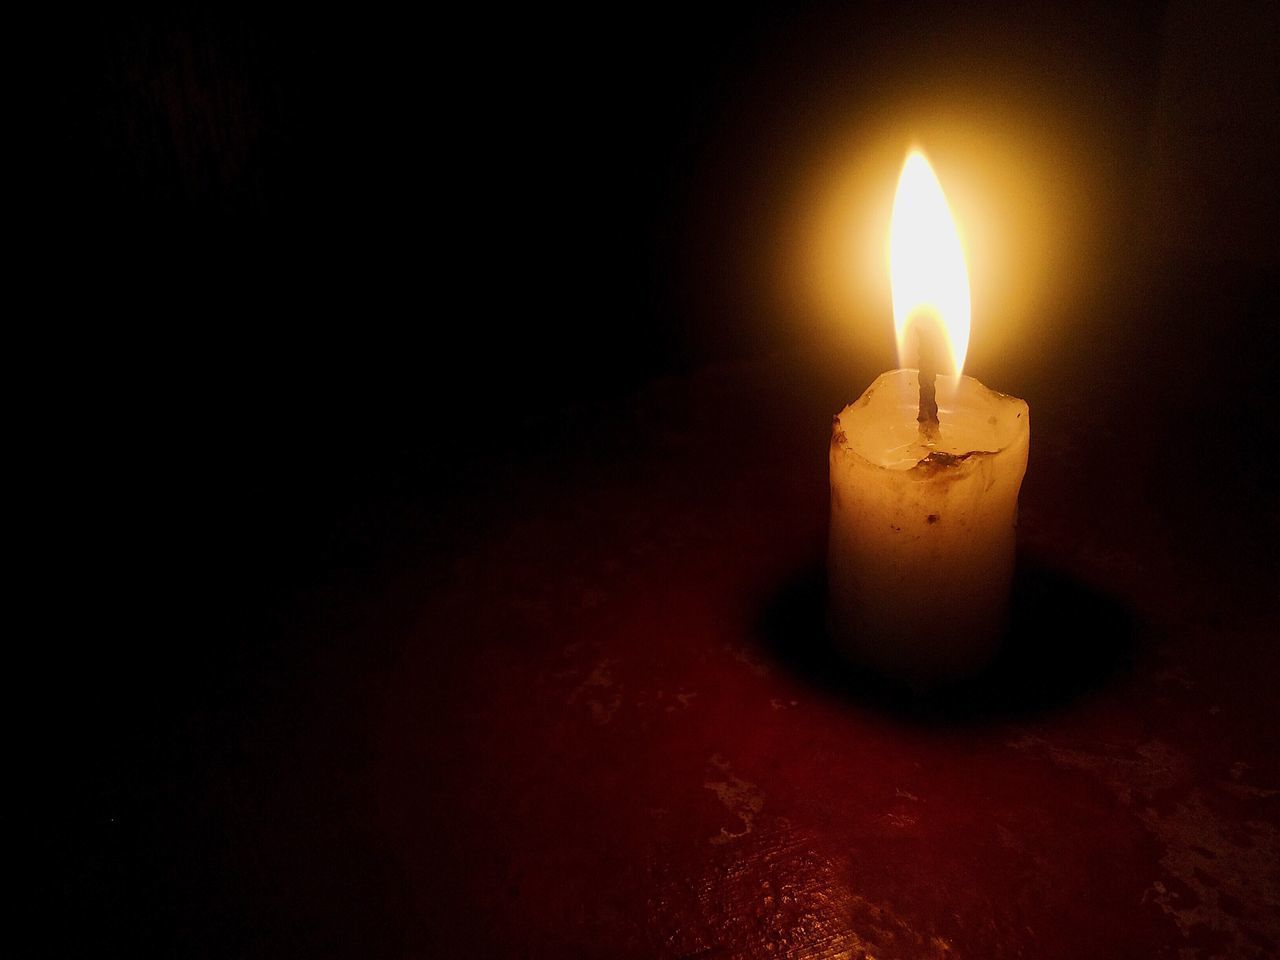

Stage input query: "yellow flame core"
[{"left": 890, "top": 150, "right": 971, "bottom": 377}]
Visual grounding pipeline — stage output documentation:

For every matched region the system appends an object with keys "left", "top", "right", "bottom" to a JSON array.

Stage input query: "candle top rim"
[{"left": 833, "top": 369, "right": 1028, "bottom": 473}]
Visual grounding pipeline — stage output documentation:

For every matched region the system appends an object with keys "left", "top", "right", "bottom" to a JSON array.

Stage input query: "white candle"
[{"left": 827, "top": 150, "right": 1030, "bottom": 687}]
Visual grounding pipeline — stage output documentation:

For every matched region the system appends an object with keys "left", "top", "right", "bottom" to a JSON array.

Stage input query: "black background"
[{"left": 41, "top": 2, "right": 1277, "bottom": 955}]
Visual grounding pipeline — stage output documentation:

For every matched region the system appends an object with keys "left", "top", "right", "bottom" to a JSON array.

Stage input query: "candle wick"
[{"left": 916, "top": 327, "right": 941, "bottom": 443}]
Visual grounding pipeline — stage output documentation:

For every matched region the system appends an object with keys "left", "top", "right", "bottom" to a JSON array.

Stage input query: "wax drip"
[{"left": 916, "top": 327, "right": 941, "bottom": 443}]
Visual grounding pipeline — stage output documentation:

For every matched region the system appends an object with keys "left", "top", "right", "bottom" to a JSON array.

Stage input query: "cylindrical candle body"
[{"left": 828, "top": 369, "right": 1029, "bottom": 687}]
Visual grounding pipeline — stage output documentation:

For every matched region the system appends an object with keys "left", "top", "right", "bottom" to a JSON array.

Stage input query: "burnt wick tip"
[{"left": 916, "top": 327, "right": 941, "bottom": 440}]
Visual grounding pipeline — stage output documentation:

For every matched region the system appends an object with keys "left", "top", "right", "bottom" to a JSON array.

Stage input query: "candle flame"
[{"left": 890, "top": 150, "right": 971, "bottom": 377}]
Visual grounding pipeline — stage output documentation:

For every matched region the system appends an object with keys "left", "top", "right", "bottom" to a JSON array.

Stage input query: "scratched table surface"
[
  {"left": 379, "top": 360, "right": 1277, "bottom": 960},
  {"left": 96, "top": 327, "right": 1277, "bottom": 958}
]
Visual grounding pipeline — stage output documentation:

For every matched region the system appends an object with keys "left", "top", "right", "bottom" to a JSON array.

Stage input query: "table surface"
[
  {"left": 99, "top": 353, "right": 1278, "bottom": 959},
  {"left": 377, "top": 360, "right": 1277, "bottom": 959}
]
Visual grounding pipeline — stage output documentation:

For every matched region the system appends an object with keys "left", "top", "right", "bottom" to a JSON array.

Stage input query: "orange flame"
[{"left": 890, "top": 150, "right": 971, "bottom": 376}]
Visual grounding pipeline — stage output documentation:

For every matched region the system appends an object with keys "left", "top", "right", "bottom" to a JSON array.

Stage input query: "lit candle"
[{"left": 828, "top": 150, "right": 1030, "bottom": 688}]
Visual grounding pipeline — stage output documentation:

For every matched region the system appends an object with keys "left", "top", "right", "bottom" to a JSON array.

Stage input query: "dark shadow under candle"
[{"left": 756, "top": 554, "right": 1139, "bottom": 725}]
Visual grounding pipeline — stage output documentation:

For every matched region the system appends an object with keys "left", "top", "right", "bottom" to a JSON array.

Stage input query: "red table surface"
[{"left": 359, "top": 360, "right": 1278, "bottom": 959}]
